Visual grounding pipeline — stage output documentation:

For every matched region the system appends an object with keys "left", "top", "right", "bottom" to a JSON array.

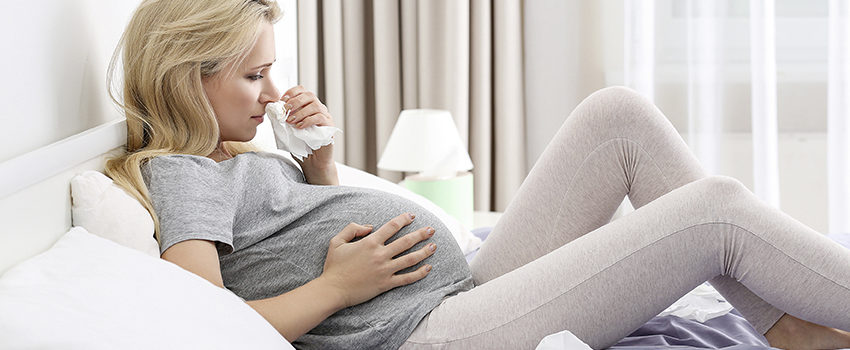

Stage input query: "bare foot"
[{"left": 764, "top": 313, "right": 850, "bottom": 349}]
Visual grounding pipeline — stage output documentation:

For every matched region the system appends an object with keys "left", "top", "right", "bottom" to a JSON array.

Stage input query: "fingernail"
[
  {"left": 284, "top": 103, "right": 292, "bottom": 109},
  {"left": 282, "top": 95, "right": 290, "bottom": 101},
  {"left": 427, "top": 227, "right": 434, "bottom": 236},
  {"left": 425, "top": 265, "right": 432, "bottom": 272},
  {"left": 364, "top": 224, "right": 373, "bottom": 228},
  {"left": 408, "top": 213, "right": 416, "bottom": 220},
  {"left": 428, "top": 243, "right": 436, "bottom": 252}
]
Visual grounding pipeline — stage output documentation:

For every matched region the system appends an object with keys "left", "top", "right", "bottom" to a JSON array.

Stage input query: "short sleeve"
[{"left": 143, "top": 155, "right": 236, "bottom": 256}]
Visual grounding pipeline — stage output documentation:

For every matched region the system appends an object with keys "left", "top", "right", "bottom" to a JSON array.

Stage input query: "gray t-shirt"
[{"left": 141, "top": 151, "right": 473, "bottom": 350}]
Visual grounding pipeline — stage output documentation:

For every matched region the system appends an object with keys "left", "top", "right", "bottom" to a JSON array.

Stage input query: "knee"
[
  {"left": 569, "top": 86, "right": 666, "bottom": 131},
  {"left": 589, "top": 85, "right": 641, "bottom": 100},
  {"left": 580, "top": 86, "right": 648, "bottom": 111},
  {"left": 661, "top": 176, "right": 754, "bottom": 222},
  {"left": 698, "top": 175, "right": 751, "bottom": 200}
]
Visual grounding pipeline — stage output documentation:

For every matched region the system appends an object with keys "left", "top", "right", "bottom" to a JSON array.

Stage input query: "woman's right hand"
[{"left": 319, "top": 212, "right": 437, "bottom": 308}]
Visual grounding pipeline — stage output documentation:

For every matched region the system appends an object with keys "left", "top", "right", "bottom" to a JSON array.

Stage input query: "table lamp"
[{"left": 378, "top": 109, "right": 474, "bottom": 229}]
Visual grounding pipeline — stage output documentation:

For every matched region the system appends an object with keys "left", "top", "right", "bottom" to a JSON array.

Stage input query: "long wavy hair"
[{"left": 104, "top": 0, "right": 282, "bottom": 243}]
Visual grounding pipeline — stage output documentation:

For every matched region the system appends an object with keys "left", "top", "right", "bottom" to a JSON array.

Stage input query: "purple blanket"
[
  {"left": 467, "top": 228, "right": 850, "bottom": 349},
  {"left": 610, "top": 309, "right": 772, "bottom": 349}
]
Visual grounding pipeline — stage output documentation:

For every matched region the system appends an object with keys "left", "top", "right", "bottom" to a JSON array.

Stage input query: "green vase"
[{"left": 402, "top": 172, "right": 474, "bottom": 229}]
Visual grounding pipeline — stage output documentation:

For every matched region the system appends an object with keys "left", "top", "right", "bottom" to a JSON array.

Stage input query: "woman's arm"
[
  {"left": 159, "top": 213, "right": 436, "bottom": 342},
  {"left": 293, "top": 144, "right": 339, "bottom": 186},
  {"left": 161, "top": 240, "right": 226, "bottom": 287},
  {"left": 280, "top": 86, "right": 339, "bottom": 186},
  {"left": 244, "top": 276, "right": 346, "bottom": 342},
  {"left": 161, "top": 240, "right": 345, "bottom": 341}
]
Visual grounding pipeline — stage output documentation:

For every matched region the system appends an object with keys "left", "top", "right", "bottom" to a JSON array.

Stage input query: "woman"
[{"left": 105, "top": 0, "right": 850, "bottom": 349}]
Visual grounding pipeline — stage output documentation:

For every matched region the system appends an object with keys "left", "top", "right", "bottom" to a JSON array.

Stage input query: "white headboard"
[{"left": 0, "top": 119, "right": 126, "bottom": 274}]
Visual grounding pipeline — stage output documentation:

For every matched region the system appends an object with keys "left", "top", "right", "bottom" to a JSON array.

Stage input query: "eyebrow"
[{"left": 249, "top": 60, "right": 276, "bottom": 70}]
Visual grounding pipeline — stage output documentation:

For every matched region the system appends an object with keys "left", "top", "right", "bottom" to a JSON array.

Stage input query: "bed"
[{"left": 2, "top": 118, "right": 847, "bottom": 349}]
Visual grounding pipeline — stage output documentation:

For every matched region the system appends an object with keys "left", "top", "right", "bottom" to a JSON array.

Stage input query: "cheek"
[
  {"left": 204, "top": 81, "right": 236, "bottom": 118},
  {"left": 239, "top": 87, "right": 259, "bottom": 106},
  {"left": 231, "top": 83, "right": 261, "bottom": 108},
  {"left": 214, "top": 83, "right": 259, "bottom": 118}
]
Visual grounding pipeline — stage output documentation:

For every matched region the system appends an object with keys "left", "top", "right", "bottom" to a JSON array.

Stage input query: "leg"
[
  {"left": 403, "top": 176, "right": 850, "bottom": 349},
  {"left": 766, "top": 313, "right": 850, "bottom": 349},
  {"left": 470, "top": 86, "right": 784, "bottom": 333}
]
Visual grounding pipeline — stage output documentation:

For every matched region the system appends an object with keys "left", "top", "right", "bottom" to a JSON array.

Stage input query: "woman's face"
[{"left": 202, "top": 21, "right": 280, "bottom": 142}]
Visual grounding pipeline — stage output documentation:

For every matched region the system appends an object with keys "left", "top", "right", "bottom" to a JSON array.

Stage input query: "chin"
[
  {"left": 221, "top": 135, "right": 256, "bottom": 143},
  {"left": 238, "top": 130, "right": 259, "bottom": 141}
]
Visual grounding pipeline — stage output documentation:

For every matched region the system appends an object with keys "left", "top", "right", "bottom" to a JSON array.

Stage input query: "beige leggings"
[{"left": 400, "top": 86, "right": 850, "bottom": 349}]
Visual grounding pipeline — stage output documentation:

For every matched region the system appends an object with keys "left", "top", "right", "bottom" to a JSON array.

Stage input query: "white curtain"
[
  {"left": 750, "top": 0, "right": 780, "bottom": 208},
  {"left": 828, "top": 0, "right": 850, "bottom": 235},
  {"left": 685, "top": 0, "right": 723, "bottom": 176},
  {"left": 624, "top": 0, "right": 655, "bottom": 101},
  {"left": 622, "top": 0, "right": 849, "bottom": 234}
]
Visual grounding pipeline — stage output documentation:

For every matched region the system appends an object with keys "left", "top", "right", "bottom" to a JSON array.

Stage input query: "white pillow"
[
  {"left": 0, "top": 226, "right": 292, "bottom": 350},
  {"left": 71, "top": 170, "right": 159, "bottom": 257}
]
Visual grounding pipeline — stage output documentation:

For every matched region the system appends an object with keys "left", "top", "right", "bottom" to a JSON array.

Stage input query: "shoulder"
[
  {"left": 142, "top": 154, "right": 230, "bottom": 190},
  {"left": 144, "top": 152, "right": 282, "bottom": 183},
  {"left": 146, "top": 154, "right": 218, "bottom": 170},
  {"left": 144, "top": 152, "right": 268, "bottom": 173}
]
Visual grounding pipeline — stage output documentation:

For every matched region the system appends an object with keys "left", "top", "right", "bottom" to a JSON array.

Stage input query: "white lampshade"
[{"left": 378, "top": 109, "right": 473, "bottom": 177}]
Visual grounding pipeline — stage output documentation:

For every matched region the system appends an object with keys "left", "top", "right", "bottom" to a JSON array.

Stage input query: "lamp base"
[{"left": 402, "top": 172, "right": 473, "bottom": 229}]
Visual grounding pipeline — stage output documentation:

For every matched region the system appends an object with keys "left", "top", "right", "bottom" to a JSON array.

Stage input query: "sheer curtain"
[
  {"left": 750, "top": 0, "right": 780, "bottom": 208},
  {"left": 828, "top": 0, "right": 850, "bottom": 235},
  {"left": 623, "top": 0, "right": 848, "bottom": 234}
]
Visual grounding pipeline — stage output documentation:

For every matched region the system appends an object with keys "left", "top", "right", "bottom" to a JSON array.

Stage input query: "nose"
[{"left": 259, "top": 77, "right": 281, "bottom": 103}]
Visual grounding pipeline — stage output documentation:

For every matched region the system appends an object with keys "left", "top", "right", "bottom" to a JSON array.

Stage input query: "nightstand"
[{"left": 472, "top": 211, "right": 503, "bottom": 228}]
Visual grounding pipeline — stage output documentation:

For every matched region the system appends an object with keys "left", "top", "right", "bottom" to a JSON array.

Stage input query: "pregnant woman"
[{"left": 105, "top": 0, "right": 850, "bottom": 348}]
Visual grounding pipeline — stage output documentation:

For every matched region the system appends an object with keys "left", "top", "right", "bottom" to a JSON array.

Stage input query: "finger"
[
  {"left": 385, "top": 226, "right": 434, "bottom": 257},
  {"left": 370, "top": 212, "right": 416, "bottom": 244},
  {"left": 354, "top": 224, "right": 374, "bottom": 238},
  {"left": 389, "top": 264, "right": 432, "bottom": 288},
  {"left": 281, "top": 85, "right": 307, "bottom": 102},
  {"left": 295, "top": 114, "right": 334, "bottom": 129},
  {"left": 287, "top": 101, "right": 322, "bottom": 123},
  {"left": 389, "top": 242, "right": 436, "bottom": 272},
  {"left": 283, "top": 91, "right": 316, "bottom": 115},
  {"left": 330, "top": 222, "right": 373, "bottom": 247}
]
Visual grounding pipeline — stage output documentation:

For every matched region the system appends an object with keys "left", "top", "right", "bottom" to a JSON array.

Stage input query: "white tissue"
[
  {"left": 535, "top": 330, "right": 592, "bottom": 350},
  {"left": 266, "top": 101, "right": 342, "bottom": 161},
  {"left": 657, "top": 282, "right": 734, "bottom": 322}
]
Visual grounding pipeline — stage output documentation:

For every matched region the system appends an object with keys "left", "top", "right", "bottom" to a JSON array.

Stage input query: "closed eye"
[{"left": 248, "top": 74, "right": 264, "bottom": 81}]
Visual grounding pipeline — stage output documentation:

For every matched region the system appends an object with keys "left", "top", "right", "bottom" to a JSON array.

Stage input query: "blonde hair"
[{"left": 105, "top": 0, "right": 282, "bottom": 243}]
